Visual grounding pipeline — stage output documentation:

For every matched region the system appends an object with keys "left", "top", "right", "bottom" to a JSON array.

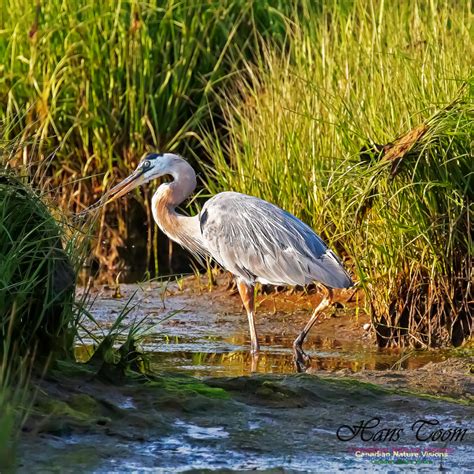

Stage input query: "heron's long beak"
[
  {"left": 76, "top": 168, "right": 147, "bottom": 219},
  {"left": 99, "top": 168, "right": 146, "bottom": 207}
]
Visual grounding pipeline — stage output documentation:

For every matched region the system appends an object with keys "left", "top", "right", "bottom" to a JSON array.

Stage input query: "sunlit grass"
[
  {"left": 0, "top": 0, "right": 301, "bottom": 276},
  {"left": 201, "top": 0, "right": 472, "bottom": 347}
]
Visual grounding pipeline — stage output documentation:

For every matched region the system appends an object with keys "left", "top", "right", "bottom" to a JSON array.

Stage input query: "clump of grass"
[
  {"left": 0, "top": 172, "right": 75, "bottom": 357},
  {"left": 357, "top": 96, "right": 472, "bottom": 347},
  {"left": 77, "top": 291, "right": 149, "bottom": 377},
  {"left": 201, "top": 1, "right": 472, "bottom": 347}
]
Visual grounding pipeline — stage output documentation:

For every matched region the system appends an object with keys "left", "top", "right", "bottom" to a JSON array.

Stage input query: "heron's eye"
[{"left": 142, "top": 160, "right": 151, "bottom": 169}]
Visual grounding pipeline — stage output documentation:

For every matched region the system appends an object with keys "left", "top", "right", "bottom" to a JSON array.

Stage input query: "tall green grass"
[
  {"left": 202, "top": 1, "right": 472, "bottom": 347},
  {"left": 0, "top": 0, "right": 302, "bottom": 277}
]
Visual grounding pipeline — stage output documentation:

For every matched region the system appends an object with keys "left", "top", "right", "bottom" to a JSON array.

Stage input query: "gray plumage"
[{"left": 200, "top": 192, "right": 353, "bottom": 288}]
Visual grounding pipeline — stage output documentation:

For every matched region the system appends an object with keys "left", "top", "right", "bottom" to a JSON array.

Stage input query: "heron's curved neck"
[
  {"left": 151, "top": 159, "right": 197, "bottom": 242},
  {"left": 157, "top": 159, "right": 196, "bottom": 208}
]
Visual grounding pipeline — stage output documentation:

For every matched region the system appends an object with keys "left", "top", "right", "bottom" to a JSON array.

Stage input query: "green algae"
[{"left": 147, "top": 374, "right": 229, "bottom": 400}]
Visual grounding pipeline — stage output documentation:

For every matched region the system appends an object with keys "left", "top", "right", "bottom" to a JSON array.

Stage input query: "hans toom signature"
[{"left": 336, "top": 417, "right": 468, "bottom": 443}]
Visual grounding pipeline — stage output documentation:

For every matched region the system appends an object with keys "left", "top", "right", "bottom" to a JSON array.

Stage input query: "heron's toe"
[
  {"left": 293, "top": 346, "right": 312, "bottom": 373},
  {"left": 294, "top": 356, "right": 310, "bottom": 373}
]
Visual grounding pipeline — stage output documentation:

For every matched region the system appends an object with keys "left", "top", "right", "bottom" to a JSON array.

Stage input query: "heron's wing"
[{"left": 200, "top": 192, "right": 353, "bottom": 288}]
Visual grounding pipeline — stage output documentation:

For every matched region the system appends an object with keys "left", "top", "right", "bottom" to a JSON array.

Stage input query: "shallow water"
[{"left": 75, "top": 281, "right": 449, "bottom": 377}]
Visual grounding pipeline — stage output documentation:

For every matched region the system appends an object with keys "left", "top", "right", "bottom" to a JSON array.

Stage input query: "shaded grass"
[
  {"left": 0, "top": 352, "right": 33, "bottom": 470},
  {"left": 0, "top": 172, "right": 75, "bottom": 357},
  {"left": 201, "top": 0, "right": 472, "bottom": 347}
]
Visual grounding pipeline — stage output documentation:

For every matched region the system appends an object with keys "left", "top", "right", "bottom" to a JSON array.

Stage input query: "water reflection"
[
  {"left": 75, "top": 332, "right": 448, "bottom": 378},
  {"left": 147, "top": 348, "right": 446, "bottom": 377}
]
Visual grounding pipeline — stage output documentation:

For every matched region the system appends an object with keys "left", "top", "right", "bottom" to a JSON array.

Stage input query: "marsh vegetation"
[{"left": 0, "top": 0, "right": 472, "bottom": 470}]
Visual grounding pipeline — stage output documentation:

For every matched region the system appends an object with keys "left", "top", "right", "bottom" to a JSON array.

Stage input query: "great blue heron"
[{"left": 97, "top": 153, "right": 353, "bottom": 372}]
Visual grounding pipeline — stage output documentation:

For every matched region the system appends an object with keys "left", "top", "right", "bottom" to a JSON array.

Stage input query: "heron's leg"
[
  {"left": 293, "top": 286, "right": 333, "bottom": 372},
  {"left": 237, "top": 280, "right": 260, "bottom": 354}
]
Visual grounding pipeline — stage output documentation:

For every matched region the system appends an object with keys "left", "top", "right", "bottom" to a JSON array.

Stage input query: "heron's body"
[
  {"left": 200, "top": 192, "right": 352, "bottom": 288},
  {"left": 99, "top": 153, "right": 354, "bottom": 371}
]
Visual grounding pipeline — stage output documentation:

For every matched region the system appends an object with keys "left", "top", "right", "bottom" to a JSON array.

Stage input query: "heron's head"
[{"left": 99, "top": 153, "right": 181, "bottom": 206}]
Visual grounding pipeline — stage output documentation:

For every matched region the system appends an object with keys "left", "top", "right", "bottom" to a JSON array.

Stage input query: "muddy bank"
[
  {"left": 17, "top": 277, "right": 473, "bottom": 472},
  {"left": 317, "top": 357, "right": 473, "bottom": 403},
  {"left": 74, "top": 277, "right": 473, "bottom": 399},
  {"left": 19, "top": 363, "right": 473, "bottom": 472}
]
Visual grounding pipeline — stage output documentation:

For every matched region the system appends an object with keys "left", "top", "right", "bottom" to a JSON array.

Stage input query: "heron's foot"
[{"left": 293, "top": 344, "right": 312, "bottom": 373}]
